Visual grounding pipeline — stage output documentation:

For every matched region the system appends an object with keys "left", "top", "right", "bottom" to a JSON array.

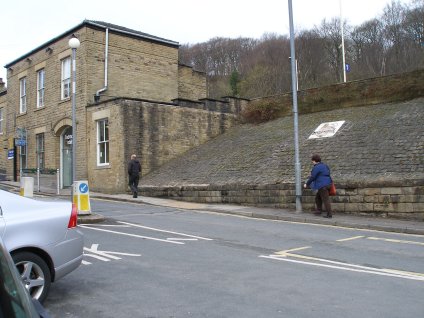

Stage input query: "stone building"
[{"left": 1, "top": 20, "right": 242, "bottom": 192}]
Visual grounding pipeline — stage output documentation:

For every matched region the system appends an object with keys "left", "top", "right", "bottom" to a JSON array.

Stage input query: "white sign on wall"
[{"left": 308, "top": 121, "right": 345, "bottom": 139}]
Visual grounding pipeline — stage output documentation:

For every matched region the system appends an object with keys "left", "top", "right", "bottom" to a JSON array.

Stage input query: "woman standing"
[{"left": 304, "top": 154, "right": 333, "bottom": 218}]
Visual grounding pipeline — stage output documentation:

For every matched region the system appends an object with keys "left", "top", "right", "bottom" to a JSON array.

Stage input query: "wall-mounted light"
[
  {"left": 45, "top": 47, "right": 53, "bottom": 54},
  {"left": 26, "top": 57, "right": 32, "bottom": 63}
]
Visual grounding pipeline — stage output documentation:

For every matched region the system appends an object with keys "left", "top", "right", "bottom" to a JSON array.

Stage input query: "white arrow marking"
[
  {"left": 84, "top": 253, "right": 111, "bottom": 261},
  {"left": 84, "top": 244, "right": 121, "bottom": 260}
]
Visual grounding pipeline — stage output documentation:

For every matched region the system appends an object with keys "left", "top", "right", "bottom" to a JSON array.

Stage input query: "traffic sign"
[
  {"left": 15, "top": 139, "right": 26, "bottom": 146},
  {"left": 79, "top": 182, "right": 89, "bottom": 194},
  {"left": 345, "top": 63, "right": 351, "bottom": 72}
]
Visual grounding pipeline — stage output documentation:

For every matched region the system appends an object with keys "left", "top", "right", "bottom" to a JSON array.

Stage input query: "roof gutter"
[
  {"left": 87, "top": 20, "right": 178, "bottom": 47},
  {"left": 95, "top": 28, "right": 109, "bottom": 102}
]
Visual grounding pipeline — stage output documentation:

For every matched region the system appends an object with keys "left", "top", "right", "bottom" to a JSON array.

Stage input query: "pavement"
[{"left": 1, "top": 180, "right": 424, "bottom": 235}]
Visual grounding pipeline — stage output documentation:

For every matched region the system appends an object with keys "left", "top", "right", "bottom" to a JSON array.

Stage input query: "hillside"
[{"left": 141, "top": 98, "right": 424, "bottom": 188}]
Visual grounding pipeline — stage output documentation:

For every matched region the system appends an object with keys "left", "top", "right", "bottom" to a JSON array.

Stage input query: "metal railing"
[{"left": 21, "top": 168, "right": 60, "bottom": 194}]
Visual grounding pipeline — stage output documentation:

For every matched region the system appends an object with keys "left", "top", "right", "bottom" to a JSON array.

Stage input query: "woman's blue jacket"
[{"left": 306, "top": 162, "right": 332, "bottom": 190}]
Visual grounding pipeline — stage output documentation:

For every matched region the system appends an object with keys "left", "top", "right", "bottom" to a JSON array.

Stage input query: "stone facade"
[
  {"left": 0, "top": 20, "right": 209, "bottom": 188},
  {"left": 85, "top": 98, "right": 239, "bottom": 193}
]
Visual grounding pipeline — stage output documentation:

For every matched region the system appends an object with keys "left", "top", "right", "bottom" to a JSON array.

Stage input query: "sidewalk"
[{"left": 1, "top": 180, "right": 424, "bottom": 235}]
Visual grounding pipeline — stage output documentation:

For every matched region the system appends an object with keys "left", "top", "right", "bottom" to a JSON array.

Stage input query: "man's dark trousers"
[{"left": 129, "top": 175, "right": 139, "bottom": 198}]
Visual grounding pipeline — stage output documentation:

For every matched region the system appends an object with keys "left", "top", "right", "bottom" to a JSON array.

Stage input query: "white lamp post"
[
  {"left": 68, "top": 36, "right": 80, "bottom": 201},
  {"left": 340, "top": 0, "right": 347, "bottom": 82}
]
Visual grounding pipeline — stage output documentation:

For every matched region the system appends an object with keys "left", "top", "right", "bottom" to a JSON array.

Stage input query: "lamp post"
[
  {"left": 288, "top": 0, "right": 302, "bottom": 213},
  {"left": 340, "top": 0, "right": 347, "bottom": 82},
  {"left": 68, "top": 36, "right": 80, "bottom": 201}
]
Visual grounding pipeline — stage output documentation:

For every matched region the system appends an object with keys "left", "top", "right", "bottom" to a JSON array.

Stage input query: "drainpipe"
[{"left": 95, "top": 28, "right": 109, "bottom": 102}]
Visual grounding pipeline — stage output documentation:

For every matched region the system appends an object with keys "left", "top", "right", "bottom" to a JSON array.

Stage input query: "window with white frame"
[
  {"left": 37, "top": 69, "right": 45, "bottom": 108},
  {"left": 0, "top": 108, "right": 3, "bottom": 134},
  {"left": 36, "top": 133, "right": 45, "bottom": 169},
  {"left": 61, "top": 57, "right": 71, "bottom": 100},
  {"left": 20, "top": 77, "right": 27, "bottom": 113},
  {"left": 97, "top": 119, "right": 109, "bottom": 165}
]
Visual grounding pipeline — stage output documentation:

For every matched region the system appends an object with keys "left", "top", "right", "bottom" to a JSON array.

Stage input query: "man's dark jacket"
[{"left": 128, "top": 159, "right": 141, "bottom": 176}]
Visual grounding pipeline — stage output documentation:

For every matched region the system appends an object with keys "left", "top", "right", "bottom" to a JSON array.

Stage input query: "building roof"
[{"left": 5, "top": 19, "right": 179, "bottom": 68}]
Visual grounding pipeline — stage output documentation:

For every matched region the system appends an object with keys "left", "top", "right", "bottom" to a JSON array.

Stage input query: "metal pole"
[
  {"left": 71, "top": 46, "right": 77, "bottom": 202},
  {"left": 340, "top": 0, "right": 347, "bottom": 82},
  {"left": 57, "top": 168, "right": 60, "bottom": 195},
  {"left": 288, "top": 0, "right": 302, "bottom": 213},
  {"left": 37, "top": 167, "right": 40, "bottom": 192}
]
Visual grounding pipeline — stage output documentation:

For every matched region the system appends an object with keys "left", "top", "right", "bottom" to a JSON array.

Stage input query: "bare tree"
[{"left": 179, "top": 0, "right": 423, "bottom": 99}]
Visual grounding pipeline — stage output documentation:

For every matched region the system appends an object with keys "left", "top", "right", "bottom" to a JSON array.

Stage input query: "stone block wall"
[
  {"left": 85, "top": 28, "right": 179, "bottom": 103},
  {"left": 140, "top": 180, "right": 424, "bottom": 220},
  {"left": 178, "top": 65, "right": 206, "bottom": 101},
  {"left": 86, "top": 98, "right": 239, "bottom": 193}
]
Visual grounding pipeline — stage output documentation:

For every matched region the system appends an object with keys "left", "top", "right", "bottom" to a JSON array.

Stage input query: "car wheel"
[{"left": 12, "top": 252, "right": 51, "bottom": 303}]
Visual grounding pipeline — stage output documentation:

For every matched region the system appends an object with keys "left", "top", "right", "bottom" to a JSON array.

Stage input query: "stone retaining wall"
[{"left": 141, "top": 179, "right": 424, "bottom": 220}]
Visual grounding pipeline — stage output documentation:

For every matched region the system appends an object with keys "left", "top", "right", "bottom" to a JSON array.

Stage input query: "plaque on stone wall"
[{"left": 308, "top": 121, "right": 345, "bottom": 139}]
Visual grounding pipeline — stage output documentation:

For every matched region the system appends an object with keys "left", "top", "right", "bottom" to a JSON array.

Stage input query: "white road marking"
[
  {"left": 337, "top": 235, "right": 365, "bottom": 242},
  {"left": 275, "top": 246, "right": 311, "bottom": 255},
  {"left": 82, "top": 244, "right": 141, "bottom": 266},
  {"left": 79, "top": 225, "right": 184, "bottom": 244},
  {"left": 259, "top": 254, "right": 424, "bottom": 281},
  {"left": 367, "top": 237, "right": 424, "bottom": 246},
  {"left": 83, "top": 224, "right": 131, "bottom": 228},
  {"left": 83, "top": 253, "right": 111, "bottom": 261},
  {"left": 117, "top": 221, "right": 213, "bottom": 241},
  {"left": 167, "top": 238, "right": 199, "bottom": 241},
  {"left": 84, "top": 244, "right": 141, "bottom": 259}
]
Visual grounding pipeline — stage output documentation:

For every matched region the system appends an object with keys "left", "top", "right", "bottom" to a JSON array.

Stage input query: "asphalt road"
[{"left": 44, "top": 198, "right": 424, "bottom": 318}]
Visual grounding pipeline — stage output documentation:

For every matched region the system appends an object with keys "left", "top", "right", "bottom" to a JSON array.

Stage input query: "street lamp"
[
  {"left": 288, "top": 0, "right": 302, "bottom": 213},
  {"left": 68, "top": 36, "right": 80, "bottom": 201},
  {"left": 340, "top": 0, "right": 347, "bottom": 82}
]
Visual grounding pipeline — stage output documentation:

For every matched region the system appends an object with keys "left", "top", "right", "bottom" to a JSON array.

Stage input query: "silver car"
[{"left": 0, "top": 189, "right": 84, "bottom": 302}]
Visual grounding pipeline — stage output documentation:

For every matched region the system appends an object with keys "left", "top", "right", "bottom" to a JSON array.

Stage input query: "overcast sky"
[{"left": 0, "top": 0, "right": 413, "bottom": 83}]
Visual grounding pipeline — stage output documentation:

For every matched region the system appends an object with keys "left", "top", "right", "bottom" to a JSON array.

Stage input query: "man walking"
[{"left": 128, "top": 154, "right": 141, "bottom": 198}]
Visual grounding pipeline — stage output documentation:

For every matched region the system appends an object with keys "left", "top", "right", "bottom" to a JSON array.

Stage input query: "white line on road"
[
  {"left": 79, "top": 225, "right": 184, "bottom": 244},
  {"left": 275, "top": 246, "right": 311, "bottom": 254},
  {"left": 367, "top": 237, "right": 424, "bottom": 246},
  {"left": 117, "top": 221, "right": 213, "bottom": 241},
  {"left": 337, "top": 236, "right": 365, "bottom": 242},
  {"left": 259, "top": 254, "right": 424, "bottom": 281},
  {"left": 83, "top": 224, "right": 131, "bottom": 228}
]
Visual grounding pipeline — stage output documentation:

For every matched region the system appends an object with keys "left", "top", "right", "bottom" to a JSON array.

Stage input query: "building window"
[
  {"left": 37, "top": 69, "right": 45, "bottom": 108},
  {"left": 97, "top": 119, "right": 109, "bottom": 165},
  {"left": 61, "top": 57, "right": 71, "bottom": 100},
  {"left": 0, "top": 108, "right": 3, "bottom": 134},
  {"left": 20, "top": 145, "right": 27, "bottom": 170},
  {"left": 36, "top": 133, "right": 45, "bottom": 169},
  {"left": 20, "top": 77, "right": 27, "bottom": 113}
]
